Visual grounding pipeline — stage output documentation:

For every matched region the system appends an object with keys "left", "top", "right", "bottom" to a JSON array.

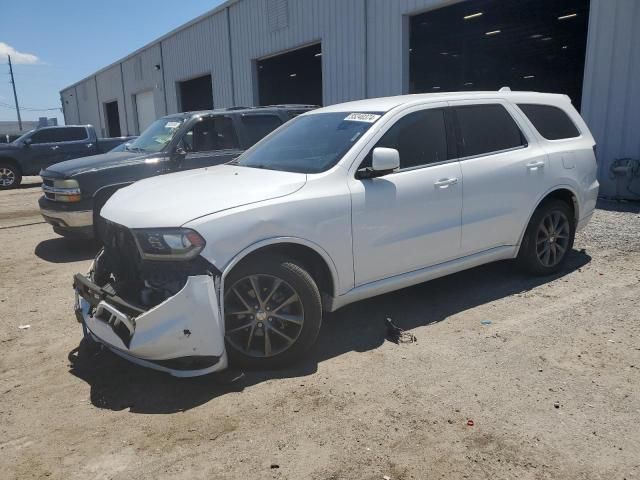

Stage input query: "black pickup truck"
[
  {"left": 0, "top": 125, "right": 134, "bottom": 189},
  {"left": 38, "top": 105, "right": 315, "bottom": 238}
]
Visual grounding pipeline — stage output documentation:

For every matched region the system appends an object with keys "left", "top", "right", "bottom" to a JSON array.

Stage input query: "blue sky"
[{"left": 0, "top": 0, "right": 225, "bottom": 124}]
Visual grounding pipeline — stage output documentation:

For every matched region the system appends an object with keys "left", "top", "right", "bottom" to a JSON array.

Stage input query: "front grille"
[{"left": 96, "top": 220, "right": 220, "bottom": 307}]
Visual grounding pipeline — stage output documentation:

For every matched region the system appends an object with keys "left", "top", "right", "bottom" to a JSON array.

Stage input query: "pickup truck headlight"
[
  {"left": 132, "top": 228, "right": 206, "bottom": 261},
  {"left": 43, "top": 179, "right": 82, "bottom": 202}
]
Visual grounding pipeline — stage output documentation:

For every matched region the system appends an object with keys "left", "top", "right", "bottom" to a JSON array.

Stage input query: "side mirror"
[
  {"left": 356, "top": 147, "right": 400, "bottom": 179},
  {"left": 173, "top": 145, "right": 187, "bottom": 158},
  {"left": 23, "top": 138, "right": 32, "bottom": 147}
]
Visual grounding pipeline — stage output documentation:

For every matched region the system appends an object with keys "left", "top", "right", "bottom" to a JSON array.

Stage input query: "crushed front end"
[{"left": 73, "top": 220, "right": 227, "bottom": 377}]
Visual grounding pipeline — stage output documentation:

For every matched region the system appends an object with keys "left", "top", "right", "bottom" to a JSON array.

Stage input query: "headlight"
[
  {"left": 132, "top": 228, "right": 206, "bottom": 261},
  {"left": 43, "top": 179, "right": 82, "bottom": 202}
]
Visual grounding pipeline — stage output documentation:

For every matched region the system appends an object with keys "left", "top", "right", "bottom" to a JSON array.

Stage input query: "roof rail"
[
  {"left": 261, "top": 104, "right": 320, "bottom": 109},
  {"left": 499, "top": 86, "right": 512, "bottom": 92},
  {"left": 225, "top": 106, "right": 254, "bottom": 111}
]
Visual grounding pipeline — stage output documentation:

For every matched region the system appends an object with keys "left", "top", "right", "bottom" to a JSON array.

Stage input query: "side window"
[
  {"left": 59, "top": 127, "right": 88, "bottom": 142},
  {"left": 373, "top": 109, "right": 449, "bottom": 169},
  {"left": 182, "top": 116, "right": 240, "bottom": 153},
  {"left": 241, "top": 114, "right": 283, "bottom": 146},
  {"left": 517, "top": 104, "right": 580, "bottom": 140},
  {"left": 30, "top": 127, "right": 87, "bottom": 144},
  {"left": 30, "top": 129, "right": 60, "bottom": 144},
  {"left": 455, "top": 104, "right": 526, "bottom": 157}
]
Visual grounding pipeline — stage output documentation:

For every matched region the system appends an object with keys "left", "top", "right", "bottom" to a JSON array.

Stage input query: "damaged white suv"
[{"left": 74, "top": 91, "right": 598, "bottom": 376}]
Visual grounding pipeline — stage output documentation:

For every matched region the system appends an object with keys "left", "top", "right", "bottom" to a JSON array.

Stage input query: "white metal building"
[{"left": 60, "top": 0, "right": 640, "bottom": 197}]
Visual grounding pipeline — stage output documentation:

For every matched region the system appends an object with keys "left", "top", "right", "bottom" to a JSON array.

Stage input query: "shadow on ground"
[
  {"left": 596, "top": 198, "right": 640, "bottom": 213},
  {"left": 35, "top": 237, "right": 100, "bottom": 263},
  {"left": 68, "top": 249, "right": 591, "bottom": 414}
]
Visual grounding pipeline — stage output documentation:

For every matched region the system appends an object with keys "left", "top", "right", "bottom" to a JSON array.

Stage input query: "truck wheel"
[
  {"left": 224, "top": 255, "right": 322, "bottom": 369},
  {"left": 517, "top": 200, "right": 575, "bottom": 275},
  {"left": 0, "top": 163, "right": 21, "bottom": 190}
]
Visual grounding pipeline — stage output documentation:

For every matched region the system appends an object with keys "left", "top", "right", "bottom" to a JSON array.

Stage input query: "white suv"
[{"left": 74, "top": 90, "right": 599, "bottom": 376}]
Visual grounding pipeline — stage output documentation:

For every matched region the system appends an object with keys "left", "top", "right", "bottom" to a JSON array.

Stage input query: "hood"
[
  {"left": 43, "top": 151, "right": 155, "bottom": 177},
  {"left": 101, "top": 164, "right": 307, "bottom": 228},
  {"left": 0, "top": 142, "right": 21, "bottom": 153}
]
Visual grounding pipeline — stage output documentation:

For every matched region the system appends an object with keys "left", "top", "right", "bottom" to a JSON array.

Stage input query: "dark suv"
[{"left": 38, "top": 105, "right": 315, "bottom": 238}]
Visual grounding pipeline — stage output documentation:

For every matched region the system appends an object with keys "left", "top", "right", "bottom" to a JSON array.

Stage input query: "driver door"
[
  {"left": 350, "top": 104, "right": 463, "bottom": 286},
  {"left": 175, "top": 115, "right": 243, "bottom": 171}
]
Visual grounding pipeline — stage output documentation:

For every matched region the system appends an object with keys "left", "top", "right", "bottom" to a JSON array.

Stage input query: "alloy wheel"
[
  {"left": 0, "top": 167, "right": 15, "bottom": 187},
  {"left": 535, "top": 210, "right": 570, "bottom": 267},
  {"left": 225, "top": 274, "right": 305, "bottom": 358}
]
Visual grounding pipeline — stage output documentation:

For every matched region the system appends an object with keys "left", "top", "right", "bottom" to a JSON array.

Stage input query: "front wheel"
[
  {"left": 517, "top": 200, "right": 575, "bottom": 275},
  {"left": 224, "top": 256, "right": 322, "bottom": 369},
  {"left": 0, "top": 163, "right": 21, "bottom": 190}
]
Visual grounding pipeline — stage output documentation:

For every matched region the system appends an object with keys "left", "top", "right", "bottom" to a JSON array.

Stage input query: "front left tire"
[
  {"left": 0, "top": 163, "right": 21, "bottom": 190},
  {"left": 223, "top": 255, "right": 323, "bottom": 369}
]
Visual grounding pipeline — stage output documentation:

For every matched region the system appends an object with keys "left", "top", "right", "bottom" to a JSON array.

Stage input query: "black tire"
[
  {"left": 224, "top": 255, "right": 322, "bottom": 369},
  {"left": 0, "top": 162, "right": 21, "bottom": 190},
  {"left": 517, "top": 199, "right": 575, "bottom": 275}
]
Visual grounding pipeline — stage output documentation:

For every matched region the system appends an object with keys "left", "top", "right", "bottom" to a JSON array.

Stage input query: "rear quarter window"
[
  {"left": 517, "top": 104, "right": 580, "bottom": 140},
  {"left": 241, "top": 114, "right": 283, "bottom": 146}
]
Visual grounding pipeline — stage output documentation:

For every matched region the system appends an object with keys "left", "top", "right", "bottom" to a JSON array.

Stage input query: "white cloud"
[{"left": 0, "top": 42, "right": 39, "bottom": 64}]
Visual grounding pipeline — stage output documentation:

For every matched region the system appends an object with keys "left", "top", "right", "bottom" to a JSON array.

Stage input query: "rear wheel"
[
  {"left": 517, "top": 200, "right": 575, "bottom": 275},
  {"left": 0, "top": 163, "right": 21, "bottom": 190},
  {"left": 224, "top": 256, "right": 322, "bottom": 369}
]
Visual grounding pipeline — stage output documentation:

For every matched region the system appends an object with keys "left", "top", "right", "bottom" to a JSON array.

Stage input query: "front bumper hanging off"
[{"left": 73, "top": 273, "right": 228, "bottom": 377}]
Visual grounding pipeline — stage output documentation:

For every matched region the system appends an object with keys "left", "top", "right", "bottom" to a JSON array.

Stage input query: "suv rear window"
[
  {"left": 241, "top": 114, "right": 283, "bottom": 145},
  {"left": 518, "top": 104, "right": 580, "bottom": 140},
  {"left": 454, "top": 104, "right": 526, "bottom": 157}
]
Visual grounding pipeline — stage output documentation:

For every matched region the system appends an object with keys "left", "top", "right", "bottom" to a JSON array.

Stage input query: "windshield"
[
  {"left": 235, "top": 112, "right": 382, "bottom": 173},
  {"left": 12, "top": 129, "right": 36, "bottom": 144},
  {"left": 126, "top": 118, "right": 185, "bottom": 153}
]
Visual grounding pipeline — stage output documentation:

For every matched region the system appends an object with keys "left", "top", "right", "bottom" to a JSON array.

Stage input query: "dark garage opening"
[
  {"left": 409, "top": 0, "right": 590, "bottom": 109},
  {"left": 104, "top": 101, "right": 121, "bottom": 137},
  {"left": 178, "top": 74, "right": 214, "bottom": 112},
  {"left": 257, "top": 43, "right": 323, "bottom": 106}
]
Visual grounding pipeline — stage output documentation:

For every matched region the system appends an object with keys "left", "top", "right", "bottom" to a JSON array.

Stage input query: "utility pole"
[{"left": 8, "top": 55, "right": 23, "bottom": 131}]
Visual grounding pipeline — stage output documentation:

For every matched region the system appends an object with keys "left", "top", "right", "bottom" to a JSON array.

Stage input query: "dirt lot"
[{"left": 1, "top": 178, "right": 639, "bottom": 480}]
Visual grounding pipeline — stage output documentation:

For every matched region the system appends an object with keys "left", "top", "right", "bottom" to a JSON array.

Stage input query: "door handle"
[
  {"left": 434, "top": 177, "right": 459, "bottom": 188},
  {"left": 50, "top": 145, "right": 59, "bottom": 150},
  {"left": 526, "top": 160, "right": 545, "bottom": 170},
  {"left": 86, "top": 143, "right": 94, "bottom": 148}
]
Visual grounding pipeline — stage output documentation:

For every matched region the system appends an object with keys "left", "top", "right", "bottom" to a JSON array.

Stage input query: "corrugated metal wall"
[
  {"left": 161, "top": 12, "right": 234, "bottom": 113},
  {"left": 366, "top": 0, "right": 461, "bottom": 97},
  {"left": 229, "top": 0, "right": 366, "bottom": 106},
  {"left": 121, "top": 44, "right": 165, "bottom": 134},
  {"left": 60, "top": 89, "right": 79, "bottom": 125},
  {"left": 60, "top": 0, "right": 639, "bottom": 199},
  {"left": 581, "top": 0, "right": 640, "bottom": 197},
  {"left": 75, "top": 78, "right": 101, "bottom": 132},
  {"left": 95, "top": 65, "right": 128, "bottom": 136}
]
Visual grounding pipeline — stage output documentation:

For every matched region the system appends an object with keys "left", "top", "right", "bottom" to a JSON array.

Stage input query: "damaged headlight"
[{"left": 132, "top": 228, "right": 206, "bottom": 261}]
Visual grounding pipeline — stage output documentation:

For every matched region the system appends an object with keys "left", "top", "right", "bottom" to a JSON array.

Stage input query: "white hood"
[{"left": 101, "top": 165, "right": 307, "bottom": 228}]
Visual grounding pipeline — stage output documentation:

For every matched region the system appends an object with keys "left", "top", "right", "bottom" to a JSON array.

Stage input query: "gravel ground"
[{"left": 1, "top": 179, "right": 639, "bottom": 480}]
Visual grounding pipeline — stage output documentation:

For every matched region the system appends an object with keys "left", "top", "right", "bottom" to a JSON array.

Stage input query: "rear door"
[
  {"left": 174, "top": 115, "right": 243, "bottom": 171},
  {"left": 449, "top": 100, "right": 548, "bottom": 254},
  {"left": 350, "top": 103, "right": 463, "bottom": 285}
]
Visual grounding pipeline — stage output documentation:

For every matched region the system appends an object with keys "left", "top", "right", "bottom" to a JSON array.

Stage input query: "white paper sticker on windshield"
[
  {"left": 165, "top": 121, "right": 181, "bottom": 129},
  {"left": 344, "top": 113, "right": 381, "bottom": 123}
]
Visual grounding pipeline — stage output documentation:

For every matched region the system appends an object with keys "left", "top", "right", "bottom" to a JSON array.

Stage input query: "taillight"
[{"left": 593, "top": 144, "right": 597, "bottom": 163}]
